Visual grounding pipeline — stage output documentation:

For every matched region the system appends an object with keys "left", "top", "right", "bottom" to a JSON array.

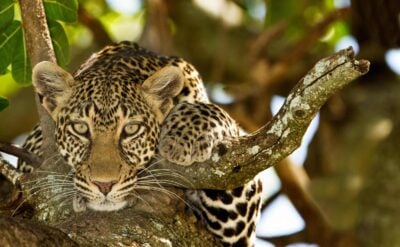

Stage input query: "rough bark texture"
[
  {"left": 18, "top": 0, "right": 58, "bottom": 160},
  {"left": 0, "top": 217, "right": 78, "bottom": 247}
]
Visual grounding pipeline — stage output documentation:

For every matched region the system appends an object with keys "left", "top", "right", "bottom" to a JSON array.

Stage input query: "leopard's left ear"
[{"left": 142, "top": 66, "right": 184, "bottom": 122}]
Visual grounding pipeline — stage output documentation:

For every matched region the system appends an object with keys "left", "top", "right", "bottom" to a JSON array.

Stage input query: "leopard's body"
[{"left": 18, "top": 42, "right": 262, "bottom": 246}]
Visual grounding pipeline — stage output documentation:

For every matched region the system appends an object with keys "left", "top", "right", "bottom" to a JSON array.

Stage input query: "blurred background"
[{"left": 1, "top": 0, "right": 400, "bottom": 246}]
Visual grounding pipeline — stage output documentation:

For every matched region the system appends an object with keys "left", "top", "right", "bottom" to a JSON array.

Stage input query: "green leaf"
[
  {"left": 0, "top": 97, "right": 9, "bottom": 111},
  {"left": 0, "top": 0, "right": 14, "bottom": 31},
  {"left": 49, "top": 20, "right": 70, "bottom": 67},
  {"left": 44, "top": 0, "right": 78, "bottom": 23},
  {"left": 11, "top": 24, "right": 32, "bottom": 84},
  {"left": 0, "top": 21, "right": 21, "bottom": 75}
]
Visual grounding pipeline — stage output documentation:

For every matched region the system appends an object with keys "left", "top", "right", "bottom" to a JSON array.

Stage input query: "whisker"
[
  {"left": 141, "top": 168, "right": 192, "bottom": 185},
  {"left": 22, "top": 176, "right": 73, "bottom": 186},
  {"left": 133, "top": 185, "right": 193, "bottom": 210},
  {"left": 48, "top": 191, "right": 76, "bottom": 206},
  {"left": 136, "top": 179, "right": 188, "bottom": 188},
  {"left": 23, "top": 179, "right": 73, "bottom": 187},
  {"left": 25, "top": 184, "right": 74, "bottom": 195},
  {"left": 137, "top": 158, "right": 164, "bottom": 176},
  {"left": 34, "top": 170, "right": 73, "bottom": 175},
  {"left": 130, "top": 190, "right": 154, "bottom": 209},
  {"left": 138, "top": 171, "right": 193, "bottom": 188}
]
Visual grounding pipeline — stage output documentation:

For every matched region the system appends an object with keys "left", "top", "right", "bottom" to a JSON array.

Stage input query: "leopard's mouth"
[{"left": 86, "top": 198, "right": 128, "bottom": 211}]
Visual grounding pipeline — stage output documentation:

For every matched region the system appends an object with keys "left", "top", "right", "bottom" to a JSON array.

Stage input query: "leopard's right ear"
[{"left": 32, "top": 61, "right": 75, "bottom": 119}]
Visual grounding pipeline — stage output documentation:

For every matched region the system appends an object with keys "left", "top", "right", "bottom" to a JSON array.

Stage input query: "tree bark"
[{"left": 18, "top": 0, "right": 59, "bottom": 162}]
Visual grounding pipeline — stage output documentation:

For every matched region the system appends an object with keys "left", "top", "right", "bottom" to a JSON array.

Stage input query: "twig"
[
  {"left": 257, "top": 230, "right": 309, "bottom": 246},
  {"left": 0, "top": 156, "right": 23, "bottom": 185},
  {"left": 0, "top": 142, "right": 43, "bottom": 168},
  {"left": 248, "top": 21, "right": 288, "bottom": 63},
  {"left": 260, "top": 188, "right": 281, "bottom": 211},
  {"left": 257, "top": 7, "right": 351, "bottom": 88},
  {"left": 156, "top": 47, "right": 369, "bottom": 190}
]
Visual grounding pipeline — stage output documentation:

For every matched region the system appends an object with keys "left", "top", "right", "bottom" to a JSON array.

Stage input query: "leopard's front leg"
[{"left": 158, "top": 101, "right": 263, "bottom": 247}]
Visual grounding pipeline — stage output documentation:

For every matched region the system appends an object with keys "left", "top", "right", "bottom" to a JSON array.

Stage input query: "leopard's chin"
[{"left": 87, "top": 200, "right": 128, "bottom": 212}]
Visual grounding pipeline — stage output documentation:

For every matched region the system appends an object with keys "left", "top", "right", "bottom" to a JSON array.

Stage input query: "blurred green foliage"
[{"left": 0, "top": 0, "right": 349, "bottom": 113}]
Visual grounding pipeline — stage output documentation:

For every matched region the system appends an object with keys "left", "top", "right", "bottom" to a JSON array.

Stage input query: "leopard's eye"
[
  {"left": 123, "top": 123, "right": 142, "bottom": 137},
  {"left": 72, "top": 122, "right": 89, "bottom": 135}
]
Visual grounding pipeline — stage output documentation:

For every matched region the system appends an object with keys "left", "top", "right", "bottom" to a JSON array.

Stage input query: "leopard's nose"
[{"left": 92, "top": 180, "right": 117, "bottom": 195}]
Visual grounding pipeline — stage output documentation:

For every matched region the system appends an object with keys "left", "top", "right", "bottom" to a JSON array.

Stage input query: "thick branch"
[
  {"left": 18, "top": 0, "right": 58, "bottom": 160},
  {"left": 157, "top": 47, "right": 370, "bottom": 190}
]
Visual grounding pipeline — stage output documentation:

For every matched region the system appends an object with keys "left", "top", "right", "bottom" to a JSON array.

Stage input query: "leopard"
[{"left": 15, "top": 42, "right": 263, "bottom": 246}]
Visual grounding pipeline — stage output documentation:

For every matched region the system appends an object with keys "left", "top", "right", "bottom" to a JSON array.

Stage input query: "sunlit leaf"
[
  {"left": 11, "top": 24, "right": 32, "bottom": 84},
  {"left": 0, "top": 0, "right": 14, "bottom": 31},
  {"left": 49, "top": 20, "right": 70, "bottom": 67},
  {"left": 0, "top": 97, "right": 9, "bottom": 111},
  {"left": 44, "top": 0, "right": 78, "bottom": 23},
  {"left": 0, "top": 21, "right": 21, "bottom": 74}
]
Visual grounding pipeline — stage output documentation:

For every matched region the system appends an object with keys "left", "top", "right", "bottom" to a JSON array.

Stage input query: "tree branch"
[
  {"left": 0, "top": 142, "right": 42, "bottom": 168},
  {"left": 0, "top": 217, "right": 78, "bottom": 247},
  {"left": 276, "top": 159, "right": 331, "bottom": 244},
  {"left": 139, "top": 0, "right": 173, "bottom": 54},
  {"left": 157, "top": 47, "right": 369, "bottom": 190},
  {"left": 18, "top": 0, "right": 58, "bottom": 161}
]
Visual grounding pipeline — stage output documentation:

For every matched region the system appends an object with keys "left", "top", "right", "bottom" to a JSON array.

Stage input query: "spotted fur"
[{"left": 18, "top": 42, "right": 262, "bottom": 246}]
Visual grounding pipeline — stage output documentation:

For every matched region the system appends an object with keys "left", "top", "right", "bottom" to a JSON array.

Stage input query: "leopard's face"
[
  {"left": 32, "top": 61, "right": 183, "bottom": 211},
  {"left": 56, "top": 90, "right": 160, "bottom": 211}
]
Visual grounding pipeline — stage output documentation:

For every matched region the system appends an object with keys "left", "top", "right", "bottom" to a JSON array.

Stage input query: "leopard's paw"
[{"left": 158, "top": 135, "right": 193, "bottom": 166}]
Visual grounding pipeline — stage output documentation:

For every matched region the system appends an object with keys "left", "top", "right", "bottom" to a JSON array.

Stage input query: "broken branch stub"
[{"left": 157, "top": 47, "right": 370, "bottom": 190}]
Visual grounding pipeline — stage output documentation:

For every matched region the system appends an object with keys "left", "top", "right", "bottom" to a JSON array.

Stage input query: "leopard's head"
[{"left": 32, "top": 61, "right": 183, "bottom": 211}]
